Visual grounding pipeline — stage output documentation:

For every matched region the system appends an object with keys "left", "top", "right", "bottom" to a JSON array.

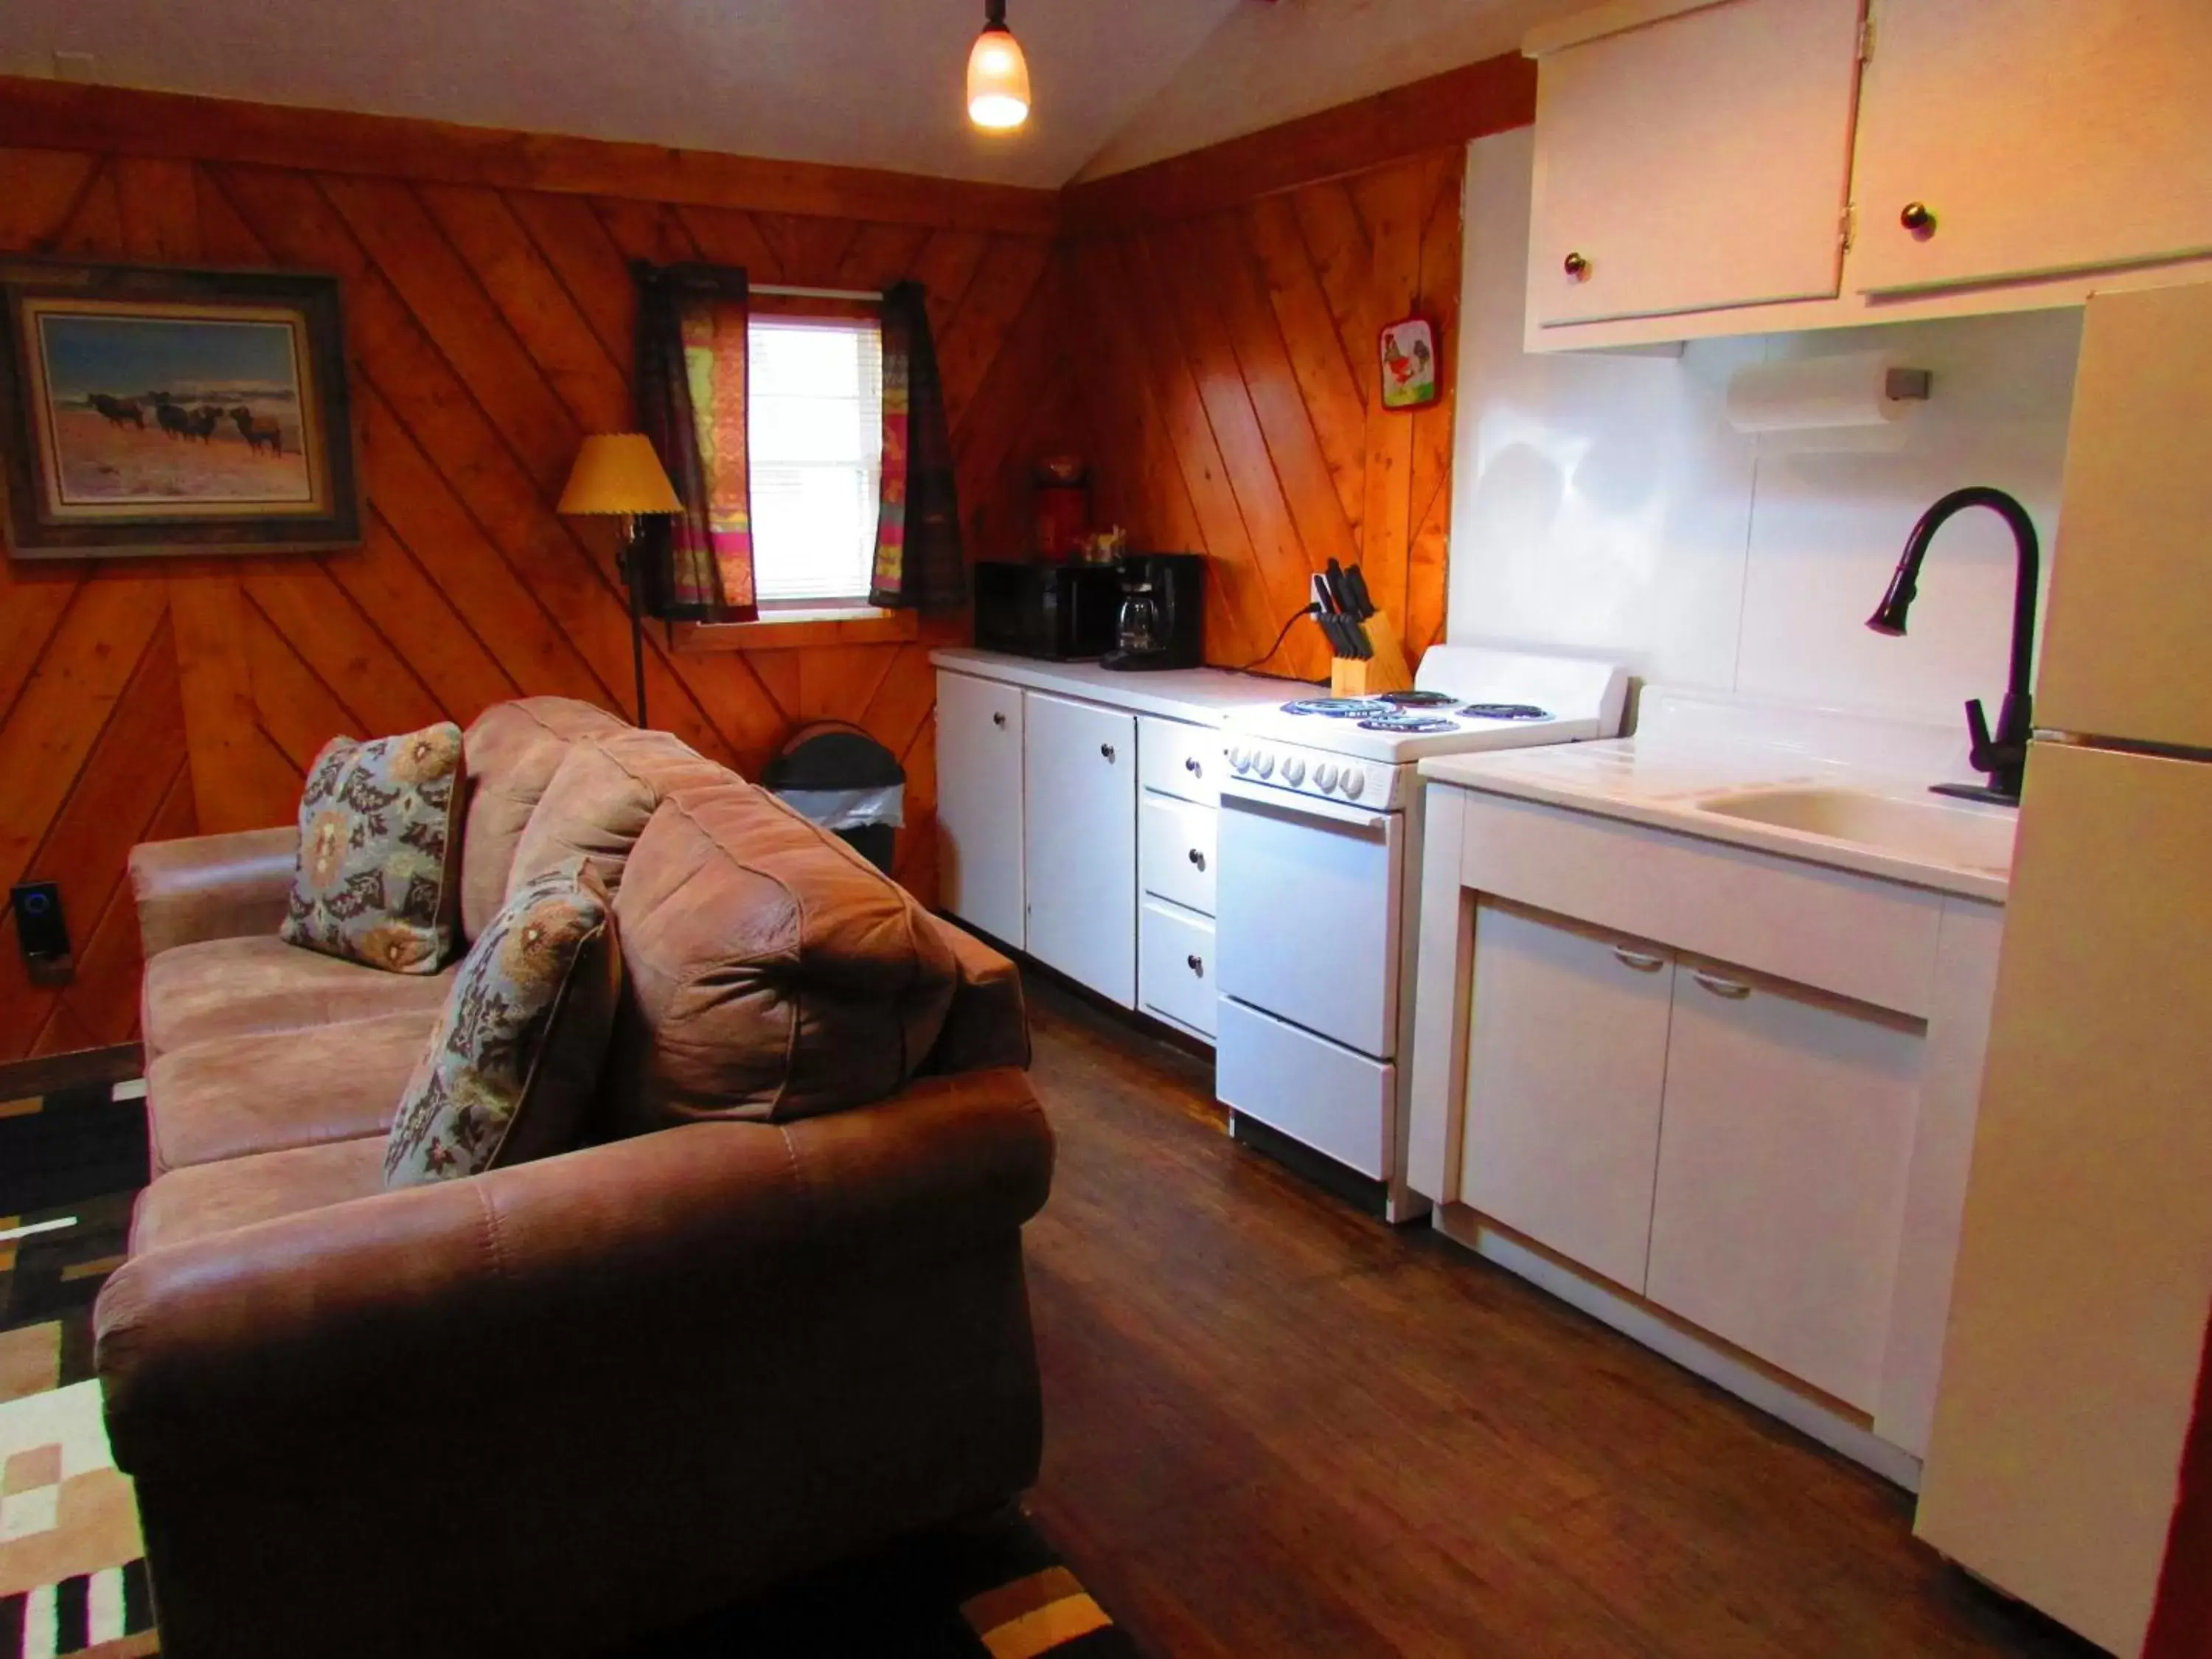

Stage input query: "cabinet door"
[
  {"left": 1458, "top": 902, "right": 1674, "bottom": 1293},
  {"left": 934, "top": 671, "right": 1025, "bottom": 947},
  {"left": 1851, "top": 0, "right": 2212, "bottom": 293},
  {"left": 1646, "top": 959, "right": 1921, "bottom": 1411},
  {"left": 1023, "top": 692, "right": 1137, "bottom": 1005},
  {"left": 1528, "top": 0, "right": 1865, "bottom": 327}
]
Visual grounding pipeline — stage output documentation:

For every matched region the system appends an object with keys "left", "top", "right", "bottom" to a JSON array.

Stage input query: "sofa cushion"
[
  {"left": 130, "top": 1137, "right": 386, "bottom": 1258},
  {"left": 505, "top": 728, "right": 732, "bottom": 898},
  {"left": 384, "top": 863, "right": 621, "bottom": 1187},
  {"left": 605, "top": 782, "right": 959, "bottom": 1130},
  {"left": 281, "top": 723, "right": 465, "bottom": 973},
  {"left": 460, "top": 698, "right": 630, "bottom": 940},
  {"left": 148, "top": 1009, "right": 438, "bottom": 1178},
  {"left": 142, "top": 935, "right": 456, "bottom": 1066}
]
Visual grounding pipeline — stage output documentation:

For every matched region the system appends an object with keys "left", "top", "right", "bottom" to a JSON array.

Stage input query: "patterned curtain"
[
  {"left": 634, "top": 262, "right": 756, "bottom": 620},
  {"left": 869, "top": 280, "right": 966, "bottom": 613}
]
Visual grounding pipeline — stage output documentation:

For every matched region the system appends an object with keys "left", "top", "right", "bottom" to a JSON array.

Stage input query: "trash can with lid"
[{"left": 762, "top": 720, "right": 907, "bottom": 876}]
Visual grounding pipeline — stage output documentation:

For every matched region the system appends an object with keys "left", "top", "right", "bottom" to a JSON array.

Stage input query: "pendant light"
[{"left": 967, "top": 0, "right": 1031, "bottom": 131}]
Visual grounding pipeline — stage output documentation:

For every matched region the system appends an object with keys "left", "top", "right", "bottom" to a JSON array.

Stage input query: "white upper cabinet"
[
  {"left": 1850, "top": 0, "right": 2212, "bottom": 295},
  {"left": 1526, "top": 0, "right": 1868, "bottom": 328}
]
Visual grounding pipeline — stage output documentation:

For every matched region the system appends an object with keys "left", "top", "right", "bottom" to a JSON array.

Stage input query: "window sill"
[{"left": 669, "top": 607, "right": 919, "bottom": 653}]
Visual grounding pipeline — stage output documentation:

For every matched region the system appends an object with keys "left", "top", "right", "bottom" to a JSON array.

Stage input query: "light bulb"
[{"left": 967, "top": 26, "right": 1030, "bottom": 131}]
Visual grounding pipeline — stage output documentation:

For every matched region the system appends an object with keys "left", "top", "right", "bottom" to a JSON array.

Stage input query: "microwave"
[{"left": 973, "top": 561, "right": 1121, "bottom": 661}]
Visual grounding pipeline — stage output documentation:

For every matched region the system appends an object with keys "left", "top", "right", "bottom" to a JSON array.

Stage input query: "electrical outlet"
[
  {"left": 11, "top": 881, "right": 72, "bottom": 984},
  {"left": 50, "top": 50, "right": 96, "bottom": 82}
]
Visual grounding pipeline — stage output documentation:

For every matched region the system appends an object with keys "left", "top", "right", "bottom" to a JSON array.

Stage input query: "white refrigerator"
[{"left": 1916, "top": 279, "right": 2212, "bottom": 1656}]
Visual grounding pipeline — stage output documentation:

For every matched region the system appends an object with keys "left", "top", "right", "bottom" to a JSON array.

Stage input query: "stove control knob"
[
  {"left": 1228, "top": 745, "right": 1250, "bottom": 772},
  {"left": 1254, "top": 749, "right": 1275, "bottom": 779},
  {"left": 1314, "top": 762, "right": 1340, "bottom": 793},
  {"left": 1283, "top": 757, "right": 1306, "bottom": 787},
  {"left": 1340, "top": 767, "right": 1365, "bottom": 800}
]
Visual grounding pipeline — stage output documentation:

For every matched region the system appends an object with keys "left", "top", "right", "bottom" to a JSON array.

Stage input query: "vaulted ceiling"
[{"left": 0, "top": 0, "right": 1586, "bottom": 188}]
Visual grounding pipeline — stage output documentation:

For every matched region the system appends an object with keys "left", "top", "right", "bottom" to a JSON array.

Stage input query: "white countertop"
[
  {"left": 1417, "top": 686, "right": 2017, "bottom": 904},
  {"left": 931, "top": 648, "right": 1314, "bottom": 728}
]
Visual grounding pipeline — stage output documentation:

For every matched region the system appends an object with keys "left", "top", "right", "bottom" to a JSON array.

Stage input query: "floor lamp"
[{"left": 557, "top": 434, "right": 682, "bottom": 726}]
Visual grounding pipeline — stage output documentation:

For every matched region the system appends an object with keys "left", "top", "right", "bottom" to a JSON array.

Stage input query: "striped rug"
[{"left": 1, "top": 1074, "right": 1138, "bottom": 1659}]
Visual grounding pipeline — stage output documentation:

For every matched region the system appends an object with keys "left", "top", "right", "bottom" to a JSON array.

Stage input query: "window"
[{"left": 746, "top": 316, "right": 883, "bottom": 608}]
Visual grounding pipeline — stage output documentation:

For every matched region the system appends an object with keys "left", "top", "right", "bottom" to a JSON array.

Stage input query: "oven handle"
[{"left": 1220, "top": 776, "right": 1393, "bottom": 835}]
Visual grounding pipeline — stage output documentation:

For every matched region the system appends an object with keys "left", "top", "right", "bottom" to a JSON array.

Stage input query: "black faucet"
[{"left": 1865, "top": 485, "right": 2039, "bottom": 805}]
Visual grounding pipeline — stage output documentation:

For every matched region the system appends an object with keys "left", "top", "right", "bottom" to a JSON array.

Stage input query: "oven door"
[{"left": 1216, "top": 777, "right": 1404, "bottom": 1058}]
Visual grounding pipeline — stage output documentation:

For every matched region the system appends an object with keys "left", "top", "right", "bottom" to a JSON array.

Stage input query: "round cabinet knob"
[
  {"left": 1340, "top": 768, "right": 1364, "bottom": 800},
  {"left": 1184, "top": 756, "right": 1203, "bottom": 776},
  {"left": 1283, "top": 757, "right": 1306, "bottom": 786},
  {"left": 992, "top": 712, "right": 1007, "bottom": 728},
  {"left": 1563, "top": 251, "right": 1591, "bottom": 279},
  {"left": 1254, "top": 751, "right": 1275, "bottom": 779},
  {"left": 1188, "top": 847, "right": 1206, "bottom": 870},
  {"left": 1186, "top": 953, "right": 1205, "bottom": 975},
  {"left": 1315, "top": 762, "right": 1339, "bottom": 792},
  {"left": 1100, "top": 742, "right": 1116, "bottom": 762},
  {"left": 1899, "top": 201, "right": 1937, "bottom": 236}
]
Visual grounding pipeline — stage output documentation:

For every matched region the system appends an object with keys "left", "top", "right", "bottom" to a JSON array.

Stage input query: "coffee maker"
[{"left": 1102, "top": 553, "right": 1205, "bottom": 672}]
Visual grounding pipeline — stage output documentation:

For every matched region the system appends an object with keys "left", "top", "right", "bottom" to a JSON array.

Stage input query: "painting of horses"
[{"left": 1, "top": 260, "right": 360, "bottom": 557}]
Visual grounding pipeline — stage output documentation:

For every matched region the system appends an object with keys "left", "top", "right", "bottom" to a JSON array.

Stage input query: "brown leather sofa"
[{"left": 93, "top": 697, "right": 1051, "bottom": 1659}]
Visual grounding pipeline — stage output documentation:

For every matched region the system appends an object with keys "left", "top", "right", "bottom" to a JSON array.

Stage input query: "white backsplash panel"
[{"left": 1450, "top": 126, "right": 2083, "bottom": 728}]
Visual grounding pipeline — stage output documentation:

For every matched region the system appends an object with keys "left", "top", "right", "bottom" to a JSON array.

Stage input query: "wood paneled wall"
[
  {"left": 0, "top": 88, "right": 1074, "bottom": 1061},
  {"left": 1058, "top": 147, "right": 1465, "bottom": 683}
]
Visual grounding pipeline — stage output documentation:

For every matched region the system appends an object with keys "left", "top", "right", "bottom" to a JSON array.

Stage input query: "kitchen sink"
[{"left": 1695, "top": 786, "right": 2017, "bottom": 874}]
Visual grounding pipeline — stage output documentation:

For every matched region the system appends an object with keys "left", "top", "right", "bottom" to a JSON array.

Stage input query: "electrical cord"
[{"left": 1232, "top": 604, "right": 1319, "bottom": 673}]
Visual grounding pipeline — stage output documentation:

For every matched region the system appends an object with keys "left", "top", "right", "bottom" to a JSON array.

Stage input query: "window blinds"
[{"left": 745, "top": 316, "right": 885, "bottom": 605}]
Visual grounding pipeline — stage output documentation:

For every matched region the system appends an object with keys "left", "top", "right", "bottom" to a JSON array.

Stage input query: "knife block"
[{"left": 1327, "top": 610, "right": 1414, "bottom": 698}]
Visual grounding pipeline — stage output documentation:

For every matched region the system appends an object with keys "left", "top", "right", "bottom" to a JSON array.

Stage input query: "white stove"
[{"left": 1212, "top": 647, "right": 1629, "bottom": 1218}]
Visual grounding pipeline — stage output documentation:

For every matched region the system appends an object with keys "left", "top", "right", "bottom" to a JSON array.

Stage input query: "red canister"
[{"left": 1034, "top": 458, "right": 1089, "bottom": 559}]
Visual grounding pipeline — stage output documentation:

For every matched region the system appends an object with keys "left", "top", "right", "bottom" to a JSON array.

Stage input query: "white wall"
[
  {"left": 1449, "top": 127, "right": 2083, "bottom": 726},
  {"left": 1079, "top": 0, "right": 1585, "bottom": 180}
]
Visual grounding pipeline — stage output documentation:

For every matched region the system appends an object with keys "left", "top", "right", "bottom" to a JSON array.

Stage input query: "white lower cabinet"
[
  {"left": 1458, "top": 897, "right": 1927, "bottom": 1412},
  {"left": 1138, "top": 897, "right": 1216, "bottom": 1037},
  {"left": 936, "top": 671, "right": 1026, "bottom": 948},
  {"left": 1021, "top": 692, "right": 1137, "bottom": 1004},
  {"left": 1644, "top": 959, "right": 1921, "bottom": 1412},
  {"left": 1459, "top": 902, "right": 1672, "bottom": 1293}
]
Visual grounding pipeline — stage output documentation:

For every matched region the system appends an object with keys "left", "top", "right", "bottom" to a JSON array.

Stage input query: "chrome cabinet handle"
[
  {"left": 1611, "top": 946, "right": 1666, "bottom": 973},
  {"left": 1184, "top": 757, "right": 1203, "bottom": 776},
  {"left": 1188, "top": 848, "right": 1206, "bottom": 870},
  {"left": 1186, "top": 953, "right": 1204, "bottom": 975},
  {"left": 1100, "top": 742, "right": 1116, "bottom": 762},
  {"left": 1692, "top": 970, "right": 1752, "bottom": 999},
  {"left": 992, "top": 712, "right": 1007, "bottom": 728}
]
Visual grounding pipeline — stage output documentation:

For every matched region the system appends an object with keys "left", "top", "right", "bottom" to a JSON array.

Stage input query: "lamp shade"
[
  {"left": 967, "top": 24, "right": 1030, "bottom": 131},
  {"left": 557, "top": 434, "right": 681, "bottom": 516}
]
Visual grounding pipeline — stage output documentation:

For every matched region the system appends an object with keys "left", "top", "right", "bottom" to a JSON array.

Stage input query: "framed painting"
[
  {"left": 0, "top": 258, "right": 361, "bottom": 557},
  {"left": 1377, "top": 315, "right": 1441, "bottom": 413}
]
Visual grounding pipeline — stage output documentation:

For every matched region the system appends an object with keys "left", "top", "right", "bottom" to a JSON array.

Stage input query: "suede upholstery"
[
  {"left": 141, "top": 936, "right": 455, "bottom": 1068},
  {"left": 605, "top": 783, "right": 959, "bottom": 1130},
  {"left": 147, "top": 1010, "right": 437, "bottom": 1177},
  {"left": 459, "top": 697, "right": 628, "bottom": 940},
  {"left": 104, "top": 697, "right": 1045, "bottom": 1659},
  {"left": 504, "top": 727, "right": 731, "bottom": 897}
]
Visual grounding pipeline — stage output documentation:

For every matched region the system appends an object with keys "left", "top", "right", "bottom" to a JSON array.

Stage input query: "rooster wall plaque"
[{"left": 1377, "top": 316, "right": 1439, "bottom": 412}]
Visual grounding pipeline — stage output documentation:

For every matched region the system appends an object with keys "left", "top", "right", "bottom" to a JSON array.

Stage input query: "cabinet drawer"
[
  {"left": 1138, "top": 716, "right": 1222, "bottom": 807},
  {"left": 1139, "top": 793, "right": 1217, "bottom": 916},
  {"left": 1140, "top": 898, "right": 1217, "bottom": 1038}
]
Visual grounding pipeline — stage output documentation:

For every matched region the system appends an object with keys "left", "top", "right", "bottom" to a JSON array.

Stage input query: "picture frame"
[
  {"left": 1377, "top": 315, "right": 1441, "bottom": 413},
  {"left": 0, "top": 257, "right": 362, "bottom": 558}
]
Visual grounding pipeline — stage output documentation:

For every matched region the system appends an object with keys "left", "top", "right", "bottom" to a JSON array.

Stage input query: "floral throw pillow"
[
  {"left": 383, "top": 862, "right": 620, "bottom": 1189},
  {"left": 281, "top": 723, "right": 465, "bottom": 973}
]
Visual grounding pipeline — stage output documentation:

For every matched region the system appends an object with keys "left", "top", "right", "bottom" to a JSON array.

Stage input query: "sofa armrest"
[
  {"left": 94, "top": 1066, "right": 1052, "bottom": 1477},
  {"left": 926, "top": 916, "right": 1032, "bottom": 1073},
  {"left": 129, "top": 827, "right": 297, "bottom": 959}
]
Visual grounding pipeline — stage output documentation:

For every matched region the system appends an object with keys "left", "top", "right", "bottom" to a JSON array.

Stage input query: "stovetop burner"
[
  {"left": 1457, "top": 703, "right": 1554, "bottom": 721},
  {"left": 1358, "top": 714, "right": 1459, "bottom": 734},
  {"left": 1377, "top": 689, "right": 1459, "bottom": 708},
  {"left": 1281, "top": 698, "right": 1395, "bottom": 718}
]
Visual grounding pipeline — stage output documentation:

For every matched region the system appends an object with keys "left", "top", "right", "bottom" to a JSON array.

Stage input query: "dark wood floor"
[{"left": 1019, "top": 983, "right": 2098, "bottom": 1659}]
